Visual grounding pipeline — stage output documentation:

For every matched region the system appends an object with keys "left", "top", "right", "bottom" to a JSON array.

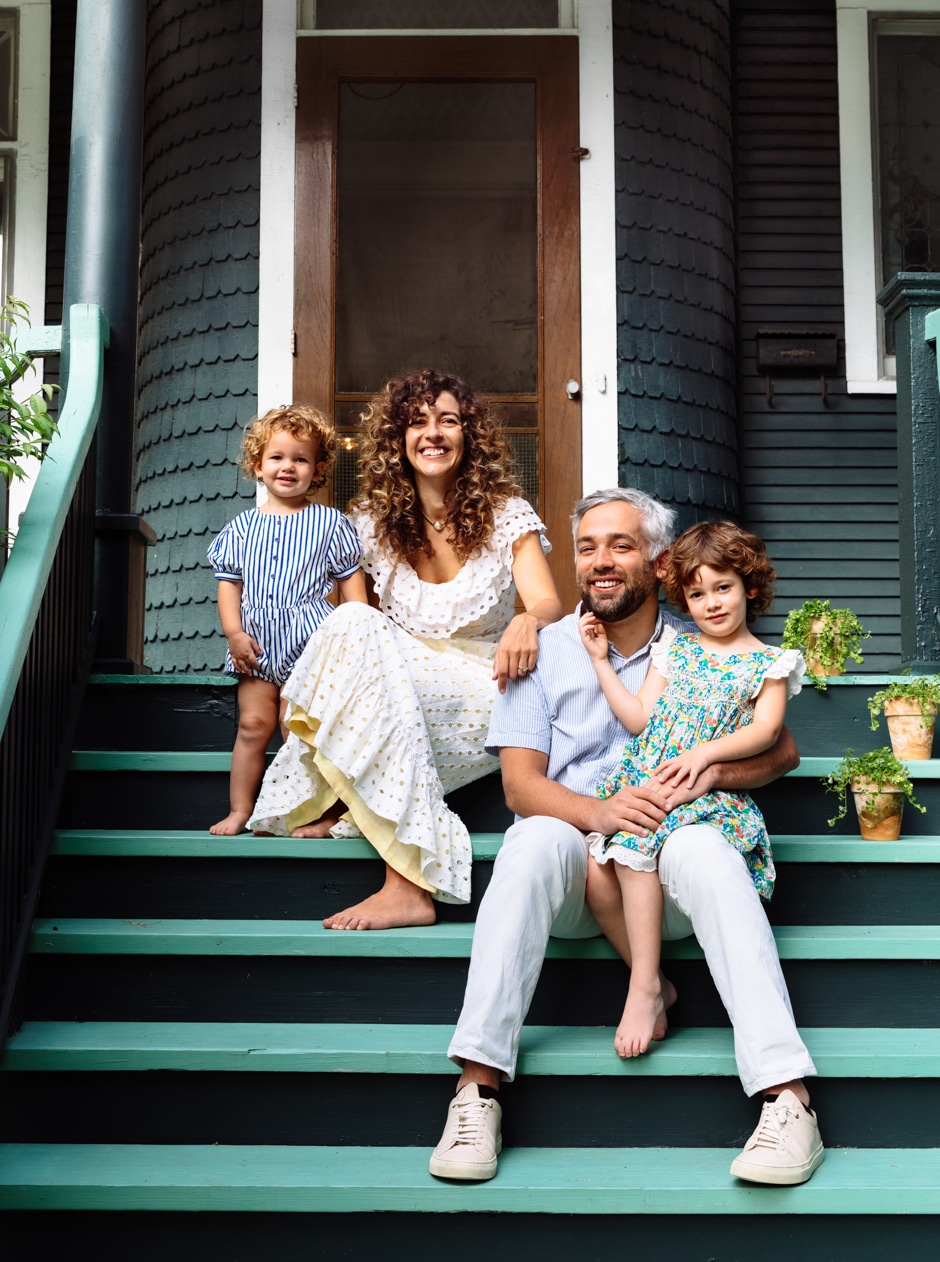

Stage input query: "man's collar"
[{"left": 610, "top": 611, "right": 665, "bottom": 664}]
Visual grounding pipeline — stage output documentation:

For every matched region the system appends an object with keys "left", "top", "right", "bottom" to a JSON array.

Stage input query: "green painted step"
[
  {"left": 49, "top": 828, "right": 940, "bottom": 863},
  {"left": 65, "top": 751, "right": 940, "bottom": 778},
  {"left": 28, "top": 918, "right": 940, "bottom": 959},
  {"left": 4, "top": 1022, "right": 939, "bottom": 1078},
  {"left": 1, "top": 1144, "right": 938, "bottom": 1213}
]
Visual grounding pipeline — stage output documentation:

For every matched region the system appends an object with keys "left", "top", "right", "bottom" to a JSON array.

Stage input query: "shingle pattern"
[
  {"left": 613, "top": 0, "right": 738, "bottom": 529},
  {"left": 135, "top": 0, "right": 262, "bottom": 673}
]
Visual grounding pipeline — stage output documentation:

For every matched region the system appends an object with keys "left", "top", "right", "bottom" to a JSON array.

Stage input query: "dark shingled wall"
[
  {"left": 136, "top": 0, "right": 262, "bottom": 673},
  {"left": 613, "top": 0, "right": 739, "bottom": 530},
  {"left": 733, "top": 3, "right": 901, "bottom": 668}
]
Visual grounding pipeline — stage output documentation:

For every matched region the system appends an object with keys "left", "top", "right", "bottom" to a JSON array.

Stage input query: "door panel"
[{"left": 294, "top": 36, "right": 581, "bottom": 610}]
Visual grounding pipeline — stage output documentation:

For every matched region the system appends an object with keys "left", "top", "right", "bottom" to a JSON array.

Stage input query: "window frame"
[{"left": 837, "top": 0, "right": 939, "bottom": 394}]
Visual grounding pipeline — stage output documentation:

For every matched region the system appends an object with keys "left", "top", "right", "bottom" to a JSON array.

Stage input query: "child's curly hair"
[
  {"left": 661, "top": 520, "right": 776, "bottom": 624},
  {"left": 352, "top": 368, "right": 520, "bottom": 562},
  {"left": 238, "top": 404, "right": 335, "bottom": 498}
]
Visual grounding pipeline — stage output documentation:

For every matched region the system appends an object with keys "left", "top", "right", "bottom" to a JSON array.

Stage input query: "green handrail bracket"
[
  {"left": 924, "top": 307, "right": 940, "bottom": 397},
  {"left": 0, "top": 304, "right": 109, "bottom": 738}
]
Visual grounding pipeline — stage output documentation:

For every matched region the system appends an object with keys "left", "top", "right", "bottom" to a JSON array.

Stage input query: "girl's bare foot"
[
  {"left": 209, "top": 810, "right": 252, "bottom": 836},
  {"left": 290, "top": 800, "right": 348, "bottom": 839},
  {"left": 615, "top": 977, "right": 667, "bottom": 1058},
  {"left": 323, "top": 865, "right": 436, "bottom": 930},
  {"left": 653, "top": 972, "right": 678, "bottom": 1042}
]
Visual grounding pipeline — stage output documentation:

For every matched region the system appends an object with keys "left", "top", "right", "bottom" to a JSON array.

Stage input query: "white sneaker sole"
[
  {"left": 428, "top": 1137, "right": 502, "bottom": 1182},
  {"left": 730, "top": 1141, "right": 825, "bottom": 1186}
]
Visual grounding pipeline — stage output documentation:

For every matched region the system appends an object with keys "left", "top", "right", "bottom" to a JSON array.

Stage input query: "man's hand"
[{"left": 590, "top": 781, "right": 671, "bottom": 838}]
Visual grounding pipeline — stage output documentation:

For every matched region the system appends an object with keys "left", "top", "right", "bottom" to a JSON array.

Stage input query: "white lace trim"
[
  {"left": 753, "top": 648, "right": 805, "bottom": 700},
  {"left": 351, "top": 497, "right": 549, "bottom": 640},
  {"left": 650, "top": 624, "right": 680, "bottom": 676}
]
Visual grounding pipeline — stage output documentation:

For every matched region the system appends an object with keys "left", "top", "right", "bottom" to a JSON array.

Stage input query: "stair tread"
[
  {"left": 50, "top": 828, "right": 940, "bottom": 862},
  {"left": 5, "top": 1022, "right": 940, "bottom": 1077},
  {"left": 1, "top": 1143, "right": 939, "bottom": 1212},
  {"left": 28, "top": 918, "right": 940, "bottom": 958},
  {"left": 66, "top": 750, "right": 940, "bottom": 778}
]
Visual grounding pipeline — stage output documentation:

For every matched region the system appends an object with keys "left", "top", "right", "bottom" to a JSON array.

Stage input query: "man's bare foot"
[
  {"left": 209, "top": 810, "right": 251, "bottom": 836},
  {"left": 290, "top": 800, "right": 348, "bottom": 839},
  {"left": 615, "top": 977, "right": 668, "bottom": 1058},
  {"left": 323, "top": 884, "right": 436, "bottom": 930}
]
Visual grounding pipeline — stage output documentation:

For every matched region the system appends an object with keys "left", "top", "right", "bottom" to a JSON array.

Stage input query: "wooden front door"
[{"left": 294, "top": 36, "right": 582, "bottom": 610}]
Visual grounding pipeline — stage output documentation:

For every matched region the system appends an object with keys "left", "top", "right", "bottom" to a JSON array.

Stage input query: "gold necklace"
[{"left": 421, "top": 509, "right": 445, "bottom": 533}]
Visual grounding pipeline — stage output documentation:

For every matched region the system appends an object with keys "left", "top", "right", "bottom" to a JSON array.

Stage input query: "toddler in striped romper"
[{"left": 207, "top": 404, "right": 367, "bottom": 835}]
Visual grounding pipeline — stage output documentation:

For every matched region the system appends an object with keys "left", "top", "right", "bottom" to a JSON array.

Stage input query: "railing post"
[
  {"left": 61, "top": 0, "right": 148, "bottom": 672},
  {"left": 877, "top": 274, "right": 940, "bottom": 670}
]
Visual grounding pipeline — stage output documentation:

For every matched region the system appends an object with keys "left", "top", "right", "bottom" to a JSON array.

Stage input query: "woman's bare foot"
[
  {"left": 209, "top": 810, "right": 252, "bottom": 836},
  {"left": 615, "top": 977, "right": 667, "bottom": 1058},
  {"left": 290, "top": 800, "right": 348, "bottom": 839},
  {"left": 323, "top": 865, "right": 436, "bottom": 930}
]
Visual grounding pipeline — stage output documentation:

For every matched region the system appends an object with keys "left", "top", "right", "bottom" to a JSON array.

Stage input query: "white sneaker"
[
  {"left": 428, "top": 1083, "right": 502, "bottom": 1181},
  {"left": 730, "top": 1089, "right": 825, "bottom": 1186}
]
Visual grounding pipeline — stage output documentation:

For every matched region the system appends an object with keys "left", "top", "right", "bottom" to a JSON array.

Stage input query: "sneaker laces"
[
  {"left": 451, "top": 1097, "right": 492, "bottom": 1149},
  {"left": 749, "top": 1098, "right": 795, "bottom": 1151}
]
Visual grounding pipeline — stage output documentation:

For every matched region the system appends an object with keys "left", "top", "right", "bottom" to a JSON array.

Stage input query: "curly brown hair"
[
  {"left": 661, "top": 520, "right": 776, "bottom": 624},
  {"left": 352, "top": 368, "right": 520, "bottom": 562},
  {"left": 237, "top": 404, "right": 335, "bottom": 498}
]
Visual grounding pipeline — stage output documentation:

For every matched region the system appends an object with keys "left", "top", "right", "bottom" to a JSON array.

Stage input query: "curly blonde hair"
[
  {"left": 238, "top": 404, "right": 335, "bottom": 498},
  {"left": 352, "top": 369, "right": 520, "bottom": 562},
  {"left": 661, "top": 520, "right": 777, "bottom": 625}
]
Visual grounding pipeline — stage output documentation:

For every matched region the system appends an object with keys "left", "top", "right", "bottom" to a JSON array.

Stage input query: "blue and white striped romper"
[{"left": 207, "top": 505, "right": 362, "bottom": 685}]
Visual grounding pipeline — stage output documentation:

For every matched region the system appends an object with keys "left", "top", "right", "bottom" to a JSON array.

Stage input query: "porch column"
[
  {"left": 877, "top": 273, "right": 940, "bottom": 669},
  {"left": 61, "top": 0, "right": 149, "bottom": 672}
]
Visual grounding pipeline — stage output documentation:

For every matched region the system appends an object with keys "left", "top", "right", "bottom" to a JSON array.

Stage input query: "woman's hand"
[
  {"left": 227, "top": 630, "right": 263, "bottom": 674},
  {"left": 578, "top": 611, "right": 610, "bottom": 662},
  {"left": 494, "top": 612, "right": 540, "bottom": 693}
]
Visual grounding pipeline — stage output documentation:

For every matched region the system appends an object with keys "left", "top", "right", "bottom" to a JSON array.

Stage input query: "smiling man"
[{"left": 429, "top": 487, "right": 823, "bottom": 1188}]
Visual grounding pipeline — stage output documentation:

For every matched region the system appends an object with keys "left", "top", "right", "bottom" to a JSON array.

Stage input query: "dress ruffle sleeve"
[
  {"left": 752, "top": 648, "right": 806, "bottom": 699},
  {"left": 650, "top": 624, "right": 681, "bottom": 677},
  {"left": 326, "top": 511, "right": 364, "bottom": 580}
]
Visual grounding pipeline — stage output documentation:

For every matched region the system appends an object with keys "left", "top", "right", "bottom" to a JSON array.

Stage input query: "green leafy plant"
[
  {"left": 780, "top": 598, "right": 869, "bottom": 690},
  {"left": 821, "top": 746, "right": 924, "bottom": 827},
  {"left": 867, "top": 676, "right": 940, "bottom": 731},
  {"left": 1, "top": 296, "right": 59, "bottom": 507}
]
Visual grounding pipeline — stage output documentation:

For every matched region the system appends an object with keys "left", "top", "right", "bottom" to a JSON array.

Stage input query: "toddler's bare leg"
[
  {"left": 210, "top": 676, "right": 280, "bottom": 835},
  {"left": 614, "top": 864, "right": 667, "bottom": 1057},
  {"left": 586, "top": 856, "right": 675, "bottom": 1043}
]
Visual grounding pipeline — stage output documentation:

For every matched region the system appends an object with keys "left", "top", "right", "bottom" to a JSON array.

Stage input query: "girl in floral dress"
[{"left": 579, "top": 521, "right": 804, "bottom": 1060}]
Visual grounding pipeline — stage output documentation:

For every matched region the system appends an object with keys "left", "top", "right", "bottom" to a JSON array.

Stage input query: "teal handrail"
[{"left": 0, "top": 303, "right": 109, "bottom": 738}]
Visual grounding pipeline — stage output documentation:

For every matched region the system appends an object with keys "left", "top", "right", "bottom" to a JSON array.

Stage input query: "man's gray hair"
[{"left": 571, "top": 487, "right": 677, "bottom": 561}]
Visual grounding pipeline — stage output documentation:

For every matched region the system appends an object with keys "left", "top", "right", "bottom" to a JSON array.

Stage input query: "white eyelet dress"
[{"left": 247, "top": 497, "right": 549, "bottom": 905}]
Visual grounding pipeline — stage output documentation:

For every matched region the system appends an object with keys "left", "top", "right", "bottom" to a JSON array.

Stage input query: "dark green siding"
[
  {"left": 734, "top": 6, "right": 902, "bottom": 668},
  {"left": 135, "top": 0, "right": 262, "bottom": 673},
  {"left": 613, "top": 0, "right": 739, "bottom": 530}
]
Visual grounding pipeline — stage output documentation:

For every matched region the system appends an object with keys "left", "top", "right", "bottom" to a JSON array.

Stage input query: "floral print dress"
[{"left": 590, "top": 628, "right": 805, "bottom": 900}]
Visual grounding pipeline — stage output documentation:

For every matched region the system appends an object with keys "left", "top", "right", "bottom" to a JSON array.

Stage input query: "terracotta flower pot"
[
  {"left": 805, "top": 617, "right": 844, "bottom": 679},
  {"left": 850, "top": 776, "right": 905, "bottom": 840},
  {"left": 883, "top": 698, "right": 937, "bottom": 761}
]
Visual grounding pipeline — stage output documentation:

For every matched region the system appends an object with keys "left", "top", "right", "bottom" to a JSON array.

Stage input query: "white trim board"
[
  {"left": 837, "top": 0, "right": 939, "bottom": 396},
  {"left": 258, "top": 0, "right": 619, "bottom": 495}
]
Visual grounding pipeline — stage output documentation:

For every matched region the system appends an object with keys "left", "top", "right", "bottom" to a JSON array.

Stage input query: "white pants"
[{"left": 448, "top": 817, "right": 817, "bottom": 1097}]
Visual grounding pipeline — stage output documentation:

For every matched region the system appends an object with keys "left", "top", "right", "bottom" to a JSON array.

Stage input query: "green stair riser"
[
  {"left": 27, "top": 919, "right": 940, "bottom": 960},
  {"left": 5, "top": 1023, "right": 940, "bottom": 1077},
  {"left": 1, "top": 1145, "right": 939, "bottom": 1213}
]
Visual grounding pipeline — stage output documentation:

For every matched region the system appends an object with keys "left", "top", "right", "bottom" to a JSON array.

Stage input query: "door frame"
[{"left": 258, "top": 5, "right": 618, "bottom": 606}]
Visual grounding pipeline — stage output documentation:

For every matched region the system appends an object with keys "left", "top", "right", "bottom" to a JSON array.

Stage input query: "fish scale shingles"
[
  {"left": 136, "top": 0, "right": 262, "bottom": 673},
  {"left": 614, "top": 0, "right": 739, "bottom": 519}
]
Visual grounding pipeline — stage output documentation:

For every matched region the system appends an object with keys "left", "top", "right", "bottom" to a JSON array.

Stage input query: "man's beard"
[{"left": 578, "top": 565, "right": 658, "bottom": 622}]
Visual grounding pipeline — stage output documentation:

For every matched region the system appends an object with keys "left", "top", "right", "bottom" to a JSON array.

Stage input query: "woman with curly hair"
[{"left": 249, "top": 369, "right": 562, "bottom": 929}]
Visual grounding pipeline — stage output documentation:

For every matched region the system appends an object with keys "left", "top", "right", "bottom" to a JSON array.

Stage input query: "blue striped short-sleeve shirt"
[
  {"left": 486, "top": 607, "right": 693, "bottom": 798},
  {"left": 207, "top": 504, "right": 362, "bottom": 684}
]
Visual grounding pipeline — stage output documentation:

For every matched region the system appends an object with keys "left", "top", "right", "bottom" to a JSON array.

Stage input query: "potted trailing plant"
[
  {"left": 868, "top": 676, "right": 940, "bottom": 761},
  {"left": 822, "top": 746, "right": 924, "bottom": 840},
  {"left": 780, "top": 598, "right": 869, "bottom": 690},
  {"left": 1, "top": 297, "right": 59, "bottom": 543}
]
